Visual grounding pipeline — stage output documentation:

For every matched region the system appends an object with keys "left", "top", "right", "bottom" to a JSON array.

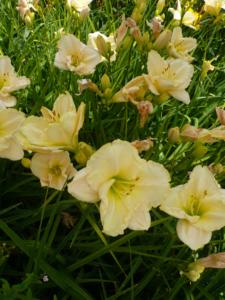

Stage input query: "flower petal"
[
  {"left": 176, "top": 219, "right": 212, "bottom": 250},
  {"left": 67, "top": 168, "right": 99, "bottom": 203}
]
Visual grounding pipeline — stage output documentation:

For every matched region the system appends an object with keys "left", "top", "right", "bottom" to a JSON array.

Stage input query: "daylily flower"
[
  {"left": 18, "top": 92, "right": 85, "bottom": 152},
  {"left": 66, "top": 0, "right": 93, "bottom": 17},
  {"left": 144, "top": 50, "right": 194, "bottom": 104},
  {"left": 87, "top": 32, "right": 117, "bottom": 62},
  {"left": 30, "top": 151, "right": 76, "bottom": 190},
  {"left": 54, "top": 34, "right": 101, "bottom": 76},
  {"left": 160, "top": 165, "right": 225, "bottom": 250},
  {"left": 181, "top": 252, "right": 225, "bottom": 281},
  {"left": 68, "top": 140, "right": 170, "bottom": 236},
  {"left": 0, "top": 56, "right": 30, "bottom": 108},
  {"left": 0, "top": 108, "right": 25, "bottom": 160},
  {"left": 168, "top": 27, "right": 197, "bottom": 62},
  {"left": 204, "top": 0, "right": 225, "bottom": 16},
  {"left": 16, "top": 0, "right": 38, "bottom": 22},
  {"left": 169, "top": 0, "right": 200, "bottom": 29},
  {"left": 112, "top": 76, "right": 148, "bottom": 103}
]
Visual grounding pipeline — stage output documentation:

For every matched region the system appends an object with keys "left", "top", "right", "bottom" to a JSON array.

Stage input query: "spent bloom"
[
  {"left": 30, "top": 151, "right": 76, "bottom": 190},
  {"left": 87, "top": 32, "right": 117, "bottom": 62},
  {"left": 168, "top": 27, "right": 197, "bottom": 62},
  {"left": 144, "top": 50, "right": 194, "bottom": 104},
  {"left": 0, "top": 108, "right": 25, "bottom": 160},
  {"left": 204, "top": 0, "right": 225, "bottom": 16},
  {"left": 18, "top": 92, "right": 85, "bottom": 152},
  {"left": 54, "top": 34, "right": 101, "bottom": 76},
  {"left": 0, "top": 56, "right": 30, "bottom": 108},
  {"left": 160, "top": 165, "right": 225, "bottom": 250},
  {"left": 68, "top": 140, "right": 170, "bottom": 237}
]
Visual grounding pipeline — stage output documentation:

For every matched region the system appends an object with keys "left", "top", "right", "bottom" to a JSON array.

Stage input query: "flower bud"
[
  {"left": 21, "top": 158, "right": 31, "bottom": 169},
  {"left": 156, "top": 0, "right": 165, "bottom": 15},
  {"left": 74, "top": 142, "right": 95, "bottom": 166},
  {"left": 192, "top": 142, "right": 208, "bottom": 159},
  {"left": 101, "top": 74, "right": 111, "bottom": 91},
  {"left": 168, "top": 127, "right": 180, "bottom": 143}
]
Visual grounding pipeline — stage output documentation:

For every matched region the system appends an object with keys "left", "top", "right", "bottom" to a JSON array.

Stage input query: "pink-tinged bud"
[
  {"left": 154, "top": 29, "right": 172, "bottom": 49},
  {"left": 136, "top": 101, "right": 153, "bottom": 127},
  {"left": 180, "top": 124, "right": 199, "bottom": 141},
  {"left": 116, "top": 16, "right": 128, "bottom": 47},
  {"left": 131, "top": 138, "right": 153, "bottom": 153},
  {"left": 147, "top": 17, "right": 164, "bottom": 38},
  {"left": 77, "top": 79, "right": 101, "bottom": 94},
  {"left": 216, "top": 108, "right": 225, "bottom": 125},
  {"left": 168, "top": 127, "right": 180, "bottom": 143}
]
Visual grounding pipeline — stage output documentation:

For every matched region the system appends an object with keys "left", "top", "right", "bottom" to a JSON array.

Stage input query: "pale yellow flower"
[
  {"left": 54, "top": 34, "right": 101, "bottom": 76},
  {"left": 30, "top": 151, "right": 76, "bottom": 190},
  {"left": 67, "top": 0, "right": 92, "bottom": 17},
  {"left": 204, "top": 0, "right": 225, "bottom": 16},
  {"left": 87, "top": 32, "right": 117, "bottom": 62},
  {"left": 169, "top": 1, "right": 200, "bottom": 29},
  {"left": 0, "top": 56, "right": 30, "bottom": 108},
  {"left": 160, "top": 165, "right": 225, "bottom": 250},
  {"left": 144, "top": 50, "right": 194, "bottom": 104},
  {"left": 168, "top": 27, "right": 197, "bottom": 62},
  {"left": 18, "top": 92, "right": 85, "bottom": 152},
  {"left": 68, "top": 140, "right": 170, "bottom": 236},
  {"left": 112, "top": 76, "right": 148, "bottom": 103},
  {"left": 0, "top": 108, "right": 25, "bottom": 160},
  {"left": 16, "top": 0, "right": 38, "bottom": 20}
]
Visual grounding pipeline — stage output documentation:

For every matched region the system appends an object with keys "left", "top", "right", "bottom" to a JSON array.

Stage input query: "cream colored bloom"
[
  {"left": 67, "top": 0, "right": 92, "bottom": 17},
  {"left": 168, "top": 27, "right": 197, "bottom": 62},
  {"left": 87, "top": 32, "right": 117, "bottom": 62},
  {"left": 0, "top": 56, "right": 30, "bottom": 108},
  {"left": 112, "top": 76, "right": 148, "bottom": 103},
  {"left": 144, "top": 50, "right": 194, "bottom": 104},
  {"left": 0, "top": 108, "right": 25, "bottom": 160},
  {"left": 54, "top": 34, "right": 101, "bottom": 76},
  {"left": 18, "top": 92, "right": 85, "bottom": 152},
  {"left": 16, "top": 0, "right": 38, "bottom": 20},
  {"left": 30, "top": 151, "right": 76, "bottom": 190},
  {"left": 204, "top": 0, "right": 225, "bottom": 15},
  {"left": 160, "top": 165, "right": 225, "bottom": 250},
  {"left": 169, "top": 1, "right": 200, "bottom": 29},
  {"left": 68, "top": 140, "right": 170, "bottom": 236}
]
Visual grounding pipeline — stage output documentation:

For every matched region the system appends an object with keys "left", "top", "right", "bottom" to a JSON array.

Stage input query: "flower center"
[
  {"left": 50, "top": 165, "right": 62, "bottom": 177},
  {"left": 0, "top": 74, "right": 8, "bottom": 90},
  {"left": 71, "top": 54, "right": 81, "bottom": 67},
  {"left": 110, "top": 176, "right": 139, "bottom": 199},
  {"left": 184, "top": 192, "right": 207, "bottom": 216}
]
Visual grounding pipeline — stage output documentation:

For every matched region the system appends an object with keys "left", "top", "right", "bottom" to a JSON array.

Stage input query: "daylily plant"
[
  {"left": 68, "top": 139, "right": 170, "bottom": 236},
  {"left": 160, "top": 165, "right": 225, "bottom": 250}
]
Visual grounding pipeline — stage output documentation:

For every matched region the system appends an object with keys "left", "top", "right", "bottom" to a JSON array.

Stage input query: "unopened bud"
[
  {"left": 168, "top": 127, "right": 180, "bottom": 143},
  {"left": 21, "top": 158, "right": 31, "bottom": 169},
  {"left": 216, "top": 107, "right": 225, "bottom": 125},
  {"left": 101, "top": 74, "right": 111, "bottom": 91},
  {"left": 154, "top": 29, "right": 172, "bottom": 49},
  {"left": 156, "top": 0, "right": 165, "bottom": 15},
  {"left": 74, "top": 142, "right": 95, "bottom": 166},
  {"left": 192, "top": 142, "right": 208, "bottom": 159}
]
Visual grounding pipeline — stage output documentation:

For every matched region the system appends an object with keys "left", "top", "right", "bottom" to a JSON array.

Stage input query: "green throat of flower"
[
  {"left": 0, "top": 74, "right": 8, "bottom": 90},
  {"left": 184, "top": 194, "right": 206, "bottom": 216},
  {"left": 110, "top": 176, "right": 139, "bottom": 199}
]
